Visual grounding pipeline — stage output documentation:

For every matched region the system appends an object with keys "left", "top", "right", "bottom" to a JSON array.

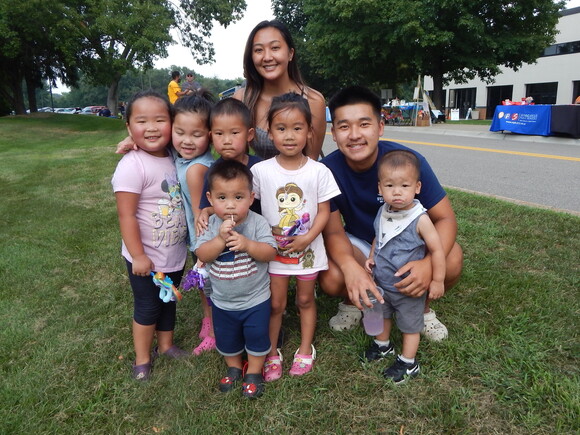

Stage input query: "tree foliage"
[
  {"left": 54, "top": 68, "right": 243, "bottom": 111},
  {"left": 274, "top": 0, "right": 565, "bottom": 107},
  {"left": 0, "top": 0, "right": 247, "bottom": 115},
  {"left": 0, "top": 0, "right": 80, "bottom": 114}
]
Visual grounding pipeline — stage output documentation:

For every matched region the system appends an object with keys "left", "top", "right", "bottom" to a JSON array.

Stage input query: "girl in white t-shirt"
[
  {"left": 112, "top": 90, "right": 189, "bottom": 381},
  {"left": 251, "top": 93, "right": 340, "bottom": 380}
]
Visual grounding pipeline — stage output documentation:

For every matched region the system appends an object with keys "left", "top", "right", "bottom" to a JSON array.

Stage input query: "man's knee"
[
  {"left": 318, "top": 260, "right": 346, "bottom": 297},
  {"left": 445, "top": 242, "right": 463, "bottom": 290}
]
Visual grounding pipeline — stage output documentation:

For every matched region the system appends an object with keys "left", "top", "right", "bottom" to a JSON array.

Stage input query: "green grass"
[{"left": 1, "top": 113, "right": 578, "bottom": 434}]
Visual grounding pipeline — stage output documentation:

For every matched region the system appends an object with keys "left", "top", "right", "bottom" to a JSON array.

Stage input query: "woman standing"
[{"left": 234, "top": 20, "right": 326, "bottom": 160}]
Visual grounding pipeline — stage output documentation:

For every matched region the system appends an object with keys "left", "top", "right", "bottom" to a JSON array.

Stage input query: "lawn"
[{"left": 0, "top": 114, "right": 578, "bottom": 434}]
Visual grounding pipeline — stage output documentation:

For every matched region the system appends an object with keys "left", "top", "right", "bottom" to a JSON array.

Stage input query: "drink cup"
[{"left": 361, "top": 290, "right": 384, "bottom": 336}]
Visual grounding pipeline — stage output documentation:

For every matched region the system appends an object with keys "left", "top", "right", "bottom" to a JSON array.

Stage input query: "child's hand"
[
  {"left": 218, "top": 218, "right": 235, "bottom": 242},
  {"left": 132, "top": 254, "right": 155, "bottom": 277},
  {"left": 196, "top": 208, "right": 211, "bottom": 236},
  {"left": 428, "top": 280, "right": 444, "bottom": 300},
  {"left": 283, "top": 234, "right": 311, "bottom": 253},
  {"left": 364, "top": 258, "right": 375, "bottom": 273},
  {"left": 225, "top": 230, "right": 250, "bottom": 253},
  {"left": 116, "top": 136, "right": 138, "bottom": 154}
]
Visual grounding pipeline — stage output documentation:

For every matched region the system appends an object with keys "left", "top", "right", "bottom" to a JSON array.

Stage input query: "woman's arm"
[{"left": 305, "top": 88, "right": 326, "bottom": 160}]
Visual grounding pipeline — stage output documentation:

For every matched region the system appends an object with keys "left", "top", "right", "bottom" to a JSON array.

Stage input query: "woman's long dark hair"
[{"left": 242, "top": 20, "right": 305, "bottom": 127}]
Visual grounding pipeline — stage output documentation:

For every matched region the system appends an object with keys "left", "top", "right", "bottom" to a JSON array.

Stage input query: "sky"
[
  {"left": 54, "top": 0, "right": 579, "bottom": 91},
  {"left": 156, "top": 0, "right": 580, "bottom": 81},
  {"left": 154, "top": 0, "right": 274, "bottom": 80}
]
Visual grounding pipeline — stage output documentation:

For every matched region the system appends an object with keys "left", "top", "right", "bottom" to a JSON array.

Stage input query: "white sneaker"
[
  {"left": 329, "top": 302, "right": 362, "bottom": 331},
  {"left": 421, "top": 309, "right": 448, "bottom": 341}
]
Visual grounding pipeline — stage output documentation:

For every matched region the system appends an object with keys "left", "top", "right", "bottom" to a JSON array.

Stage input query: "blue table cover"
[{"left": 490, "top": 105, "right": 551, "bottom": 136}]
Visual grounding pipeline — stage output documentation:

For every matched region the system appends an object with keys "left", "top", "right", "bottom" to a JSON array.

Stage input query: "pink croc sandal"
[
  {"left": 192, "top": 336, "right": 216, "bottom": 355},
  {"left": 289, "top": 345, "right": 316, "bottom": 376},
  {"left": 263, "top": 348, "right": 283, "bottom": 382},
  {"left": 199, "top": 317, "right": 211, "bottom": 339}
]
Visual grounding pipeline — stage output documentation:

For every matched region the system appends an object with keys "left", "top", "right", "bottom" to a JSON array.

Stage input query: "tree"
[
  {"left": 382, "top": 0, "right": 565, "bottom": 108},
  {"left": 275, "top": 0, "right": 564, "bottom": 108},
  {"left": 0, "top": 0, "right": 247, "bottom": 115},
  {"left": 0, "top": 0, "right": 80, "bottom": 114},
  {"left": 74, "top": 0, "right": 246, "bottom": 115}
]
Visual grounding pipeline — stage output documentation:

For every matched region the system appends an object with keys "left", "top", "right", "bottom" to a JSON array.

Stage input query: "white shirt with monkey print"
[{"left": 251, "top": 157, "right": 340, "bottom": 275}]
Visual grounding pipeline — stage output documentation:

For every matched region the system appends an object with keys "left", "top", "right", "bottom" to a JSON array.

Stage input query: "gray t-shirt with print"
[{"left": 195, "top": 210, "right": 276, "bottom": 310}]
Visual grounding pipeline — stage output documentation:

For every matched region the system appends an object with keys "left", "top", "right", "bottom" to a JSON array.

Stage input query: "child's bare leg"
[
  {"left": 267, "top": 276, "right": 289, "bottom": 357},
  {"left": 133, "top": 320, "right": 155, "bottom": 365},
  {"left": 246, "top": 354, "right": 266, "bottom": 375},
  {"left": 296, "top": 279, "right": 316, "bottom": 355},
  {"left": 401, "top": 332, "right": 420, "bottom": 360},
  {"left": 200, "top": 293, "right": 215, "bottom": 338},
  {"left": 224, "top": 354, "right": 243, "bottom": 370},
  {"left": 375, "top": 318, "right": 392, "bottom": 342},
  {"left": 156, "top": 329, "right": 175, "bottom": 353}
]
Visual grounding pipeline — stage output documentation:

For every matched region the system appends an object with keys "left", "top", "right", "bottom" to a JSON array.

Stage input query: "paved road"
[{"left": 321, "top": 123, "right": 580, "bottom": 215}]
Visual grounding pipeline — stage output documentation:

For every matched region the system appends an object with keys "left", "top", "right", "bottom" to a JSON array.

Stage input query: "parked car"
[
  {"left": 55, "top": 107, "right": 77, "bottom": 114},
  {"left": 80, "top": 105, "right": 107, "bottom": 115}
]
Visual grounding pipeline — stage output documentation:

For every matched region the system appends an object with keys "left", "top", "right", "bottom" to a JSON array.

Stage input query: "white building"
[{"left": 424, "top": 7, "right": 580, "bottom": 119}]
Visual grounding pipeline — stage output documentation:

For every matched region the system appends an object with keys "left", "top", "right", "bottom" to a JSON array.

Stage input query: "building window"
[
  {"left": 540, "top": 40, "right": 580, "bottom": 57},
  {"left": 526, "top": 82, "right": 558, "bottom": 105}
]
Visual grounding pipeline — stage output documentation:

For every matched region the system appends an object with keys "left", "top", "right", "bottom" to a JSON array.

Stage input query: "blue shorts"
[{"left": 212, "top": 299, "right": 272, "bottom": 357}]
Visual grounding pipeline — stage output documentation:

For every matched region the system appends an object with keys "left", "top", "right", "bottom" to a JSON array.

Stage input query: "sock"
[
  {"left": 374, "top": 339, "right": 390, "bottom": 348},
  {"left": 399, "top": 354, "right": 415, "bottom": 364}
]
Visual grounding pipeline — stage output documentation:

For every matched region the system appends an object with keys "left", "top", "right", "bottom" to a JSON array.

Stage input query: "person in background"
[
  {"left": 182, "top": 72, "right": 202, "bottom": 94},
  {"left": 168, "top": 71, "right": 188, "bottom": 104},
  {"left": 234, "top": 20, "right": 326, "bottom": 161}
]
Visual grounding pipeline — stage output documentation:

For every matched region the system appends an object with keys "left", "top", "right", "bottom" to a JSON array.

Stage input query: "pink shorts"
[{"left": 269, "top": 272, "right": 319, "bottom": 281}]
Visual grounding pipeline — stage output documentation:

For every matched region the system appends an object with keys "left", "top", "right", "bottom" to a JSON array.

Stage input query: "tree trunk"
[
  {"left": 8, "top": 73, "right": 26, "bottom": 115},
  {"left": 107, "top": 76, "right": 121, "bottom": 117},
  {"left": 25, "top": 75, "right": 38, "bottom": 113},
  {"left": 431, "top": 72, "right": 445, "bottom": 110}
]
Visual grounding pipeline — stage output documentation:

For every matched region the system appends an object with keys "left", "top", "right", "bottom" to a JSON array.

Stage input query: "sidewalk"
[{"left": 388, "top": 122, "right": 580, "bottom": 145}]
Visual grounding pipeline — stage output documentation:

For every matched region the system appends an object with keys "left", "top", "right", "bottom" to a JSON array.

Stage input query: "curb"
[{"left": 391, "top": 125, "right": 580, "bottom": 146}]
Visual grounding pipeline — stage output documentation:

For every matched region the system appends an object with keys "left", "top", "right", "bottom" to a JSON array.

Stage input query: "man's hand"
[
  {"left": 393, "top": 256, "right": 432, "bottom": 297},
  {"left": 344, "top": 264, "right": 383, "bottom": 310}
]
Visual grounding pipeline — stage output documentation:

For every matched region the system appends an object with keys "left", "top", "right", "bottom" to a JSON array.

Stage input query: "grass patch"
[{"left": 0, "top": 114, "right": 578, "bottom": 434}]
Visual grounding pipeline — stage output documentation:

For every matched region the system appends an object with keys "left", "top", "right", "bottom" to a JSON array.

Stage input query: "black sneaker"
[
  {"left": 362, "top": 341, "right": 395, "bottom": 361},
  {"left": 242, "top": 373, "right": 265, "bottom": 399},
  {"left": 219, "top": 367, "right": 243, "bottom": 392},
  {"left": 383, "top": 356, "right": 420, "bottom": 384}
]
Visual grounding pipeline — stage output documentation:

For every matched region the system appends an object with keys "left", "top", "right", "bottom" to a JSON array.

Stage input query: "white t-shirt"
[
  {"left": 112, "top": 149, "right": 188, "bottom": 272},
  {"left": 251, "top": 157, "right": 340, "bottom": 275}
]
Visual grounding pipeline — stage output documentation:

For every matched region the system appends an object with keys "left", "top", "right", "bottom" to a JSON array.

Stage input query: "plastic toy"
[
  {"left": 182, "top": 265, "right": 208, "bottom": 292},
  {"left": 151, "top": 272, "right": 183, "bottom": 303},
  {"left": 279, "top": 213, "right": 310, "bottom": 248}
]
